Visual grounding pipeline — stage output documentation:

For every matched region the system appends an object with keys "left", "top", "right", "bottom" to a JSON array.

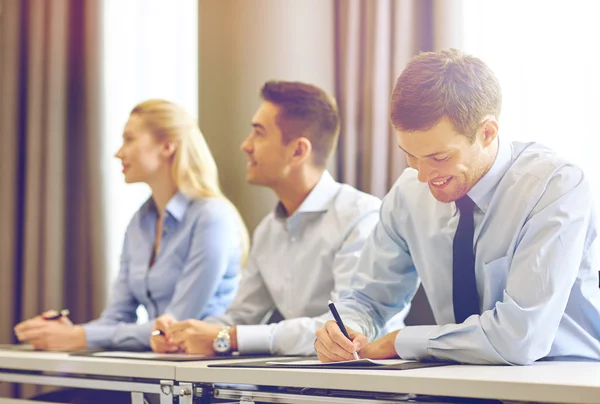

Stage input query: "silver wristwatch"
[{"left": 213, "top": 326, "right": 232, "bottom": 355}]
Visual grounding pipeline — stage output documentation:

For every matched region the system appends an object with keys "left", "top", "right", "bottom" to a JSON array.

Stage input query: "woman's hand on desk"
[
  {"left": 167, "top": 320, "right": 238, "bottom": 355},
  {"left": 13, "top": 315, "right": 86, "bottom": 351},
  {"left": 150, "top": 314, "right": 181, "bottom": 353}
]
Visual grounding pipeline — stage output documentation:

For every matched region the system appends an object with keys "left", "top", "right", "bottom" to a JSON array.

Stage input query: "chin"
[
  {"left": 123, "top": 175, "right": 141, "bottom": 184},
  {"left": 429, "top": 187, "right": 464, "bottom": 203}
]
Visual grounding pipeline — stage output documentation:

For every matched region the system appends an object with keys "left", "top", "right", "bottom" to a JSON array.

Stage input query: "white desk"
[
  {"left": 3, "top": 350, "right": 600, "bottom": 403},
  {"left": 0, "top": 350, "right": 192, "bottom": 404},
  {"left": 176, "top": 359, "right": 600, "bottom": 403}
]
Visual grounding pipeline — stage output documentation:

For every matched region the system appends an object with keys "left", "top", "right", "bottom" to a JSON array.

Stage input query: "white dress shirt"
[{"left": 206, "top": 171, "right": 408, "bottom": 355}]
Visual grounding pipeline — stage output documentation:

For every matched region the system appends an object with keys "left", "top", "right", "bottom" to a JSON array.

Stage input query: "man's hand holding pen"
[
  {"left": 315, "top": 320, "right": 368, "bottom": 362},
  {"left": 315, "top": 321, "right": 401, "bottom": 362}
]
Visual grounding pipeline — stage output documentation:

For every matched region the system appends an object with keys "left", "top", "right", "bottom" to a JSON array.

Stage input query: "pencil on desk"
[{"left": 328, "top": 300, "right": 360, "bottom": 360}]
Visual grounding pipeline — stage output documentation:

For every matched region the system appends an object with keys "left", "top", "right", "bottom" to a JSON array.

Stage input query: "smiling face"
[
  {"left": 240, "top": 101, "right": 296, "bottom": 188},
  {"left": 114, "top": 114, "right": 169, "bottom": 184},
  {"left": 397, "top": 117, "right": 498, "bottom": 203}
]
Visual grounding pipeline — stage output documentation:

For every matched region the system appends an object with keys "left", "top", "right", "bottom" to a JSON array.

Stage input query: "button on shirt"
[
  {"left": 338, "top": 139, "right": 600, "bottom": 365},
  {"left": 83, "top": 193, "right": 243, "bottom": 350},
  {"left": 206, "top": 171, "right": 408, "bottom": 355}
]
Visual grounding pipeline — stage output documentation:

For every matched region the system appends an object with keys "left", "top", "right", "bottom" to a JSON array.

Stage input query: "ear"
[
  {"left": 290, "top": 137, "right": 312, "bottom": 165},
  {"left": 480, "top": 117, "right": 499, "bottom": 148},
  {"left": 161, "top": 141, "right": 177, "bottom": 159}
]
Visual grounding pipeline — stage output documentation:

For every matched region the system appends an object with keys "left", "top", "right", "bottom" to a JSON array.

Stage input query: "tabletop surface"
[
  {"left": 0, "top": 349, "right": 177, "bottom": 380},
  {"left": 175, "top": 358, "right": 600, "bottom": 404},
  {"left": 2, "top": 348, "right": 600, "bottom": 403}
]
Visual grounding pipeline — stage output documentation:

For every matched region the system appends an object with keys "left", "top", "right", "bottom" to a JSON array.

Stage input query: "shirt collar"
[
  {"left": 467, "top": 137, "right": 512, "bottom": 213},
  {"left": 274, "top": 171, "right": 341, "bottom": 219},
  {"left": 141, "top": 191, "right": 192, "bottom": 222}
]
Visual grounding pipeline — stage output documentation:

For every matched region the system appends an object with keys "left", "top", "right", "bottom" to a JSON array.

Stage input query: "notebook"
[{"left": 209, "top": 357, "right": 451, "bottom": 370}]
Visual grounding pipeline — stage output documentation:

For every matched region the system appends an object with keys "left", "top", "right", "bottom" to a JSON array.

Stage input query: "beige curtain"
[
  {"left": 0, "top": 0, "right": 106, "bottom": 397},
  {"left": 334, "top": 0, "right": 463, "bottom": 326},
  {"left": 334, "top": 0, "right": 437, "bottom": 196}
]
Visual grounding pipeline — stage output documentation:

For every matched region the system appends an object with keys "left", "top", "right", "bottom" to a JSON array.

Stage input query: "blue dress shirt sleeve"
[
  {"left": 83, "top": 200, "right": 241, "bottom": 350},
  {"left": 395, "top": 166, "right": 593, "bottom": 365},
  {"left": 336, "top": 184, "right": 420, "bottom": 339},
  {"left": 82, "top": 234, "right": 141, "bottom": 349}
]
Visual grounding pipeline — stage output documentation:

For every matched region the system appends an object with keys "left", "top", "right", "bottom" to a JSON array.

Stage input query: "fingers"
[
  {"left": 314, "top": 321, "right": 357, "bottom": 362},
  {"left": 41, "top": 310, "right": 58, "bottom": 319},
  {"left": 150, "top": 335, "right": 181, "bottom": 353},
  {"left": 16, "top": 326, "right": 47, "bottom": 343},
  {"left": 352, "top": 334, "right": 368, "bottom": 352},
  {"left": 169, "top": 330, "right": 188, "bottom": 345},
  {"left": 57, "top": 316, "right": 73, "bottom": 327},
  {"left": 155, "top": 314, "right": 177, "bottom": 333},
  {"left": 325, "top": 320, "right": 357, "bottom": 353},
  {"left": 14, "top": 320, "right": 48, "bottom": 340},
  {"left": 14, "top": 317, "right": 43, "bottom": 334},
  {"left": 166, "top": 319, "right": 194, "bottom": 334},
  {"left": 314, "top": 339, "right": 352, "bottom": 362}
]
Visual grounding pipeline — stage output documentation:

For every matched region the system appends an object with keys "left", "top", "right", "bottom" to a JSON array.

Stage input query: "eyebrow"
[
  {"left": 397, "top": 144, "right": 450, "bottom": 158},
  {"left": 252, "top": 123, "right": 266, "bottom": 132}
]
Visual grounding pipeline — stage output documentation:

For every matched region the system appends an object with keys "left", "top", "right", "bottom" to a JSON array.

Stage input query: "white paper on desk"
[
  {"left": 92, "top": 351, "right": 205, "bottom": 359},
  {"left": 266, "top": 359, "right": 411, "bottom": 366}
]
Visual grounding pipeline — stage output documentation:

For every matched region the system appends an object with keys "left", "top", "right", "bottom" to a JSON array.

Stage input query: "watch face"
[{"left": 213, "top": 337, "right": 231, "bottom": 353}]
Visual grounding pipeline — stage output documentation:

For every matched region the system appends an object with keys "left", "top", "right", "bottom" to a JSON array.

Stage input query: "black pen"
[
  {"left": 44, "top": 309, "right": 70, "bottom": 320},
  {"left": 328, "top": 300, "right": 360, "bottom": 360}
]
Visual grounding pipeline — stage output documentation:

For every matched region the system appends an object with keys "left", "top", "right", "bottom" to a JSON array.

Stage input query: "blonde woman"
[{"left": 15, "top": 99, "right": 249, "bottom": 353}]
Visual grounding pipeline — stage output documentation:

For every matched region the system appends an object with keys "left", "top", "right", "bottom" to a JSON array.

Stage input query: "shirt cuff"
[
  {"left": 81, "top": 323, "right": 117, "bottom": 350},
  {"left": 394, "top": 325, "right": 436, "bottom": 360},
  {"left": 236, "top": 324, "right": 273, "bottom": 354}
]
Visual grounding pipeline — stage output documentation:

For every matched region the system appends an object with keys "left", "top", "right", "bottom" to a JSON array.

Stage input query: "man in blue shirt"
[
  {"left": 315, "top": 49, "right": 600, "bottom": 365},
  {"left": 153, "top": 81, "right": 407, "bottom": 355}
]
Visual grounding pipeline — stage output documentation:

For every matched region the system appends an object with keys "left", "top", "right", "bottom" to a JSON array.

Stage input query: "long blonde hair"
[{"left": 131, "top": 99, "right": 249, "bottom": 265}]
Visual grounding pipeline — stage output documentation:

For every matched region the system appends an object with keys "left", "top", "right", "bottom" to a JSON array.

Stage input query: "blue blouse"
[{"left": 83, "top": 192, "right": 243, "bottom": 349}]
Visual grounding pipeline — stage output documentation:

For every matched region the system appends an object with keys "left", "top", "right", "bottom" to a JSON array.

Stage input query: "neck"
[
  {"left": 481, "top": 137, "right": 500, "bottom": 178},
  {"left": 275, "top": 166, "right": 324, "bottom": 217},
  {"left": 148, "top": 169, "right": 178, "bottom": 216}
]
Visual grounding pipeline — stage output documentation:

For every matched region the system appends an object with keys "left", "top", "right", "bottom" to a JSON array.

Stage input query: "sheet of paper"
[
  {"left": 266, "top": 358, "right": 411, "bottom": 366},
  {"left": 92, "top": 351, "right": 205, "bottom": 359}
]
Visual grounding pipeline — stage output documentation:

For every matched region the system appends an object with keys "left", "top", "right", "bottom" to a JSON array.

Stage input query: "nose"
[
  {"left": 240, "top": 135, "right": 252, "bottom": 153},
  {"left": 416, "top": 161, "right": 437, "bottom": 183},
  {"left": 114, "top": 145, "right": 124, "bottom": 160}
]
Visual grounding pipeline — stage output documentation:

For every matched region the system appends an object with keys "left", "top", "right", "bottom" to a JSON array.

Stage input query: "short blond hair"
[{"left": 131, "top": 99, "right": 249, "bottom": 265}]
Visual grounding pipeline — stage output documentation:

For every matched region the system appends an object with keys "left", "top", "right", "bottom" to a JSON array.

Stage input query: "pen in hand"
[
  {"left": 43, "top": 309, "right": 70, "bottom": 321},
  {"left": 328, "top": 300, "right": 360, "bottom": 360},
  {"left": 151, "top": 330, "right": 165, "bottom": 337}
]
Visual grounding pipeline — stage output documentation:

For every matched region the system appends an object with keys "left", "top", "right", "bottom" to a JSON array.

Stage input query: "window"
[
  {"left": 101, "top": 0, "right": 198, "bottom": 319},
  {"left": 461, "top": 0, "right": 600, "bottom": 207}
]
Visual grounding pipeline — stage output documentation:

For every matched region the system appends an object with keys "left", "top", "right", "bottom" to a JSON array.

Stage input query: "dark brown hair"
[
  {"left": 390, "top": 49, "right": 502, "bottom": 140},
  {"left": 261, "top": 81, "right": 340, "bottom": 167}
]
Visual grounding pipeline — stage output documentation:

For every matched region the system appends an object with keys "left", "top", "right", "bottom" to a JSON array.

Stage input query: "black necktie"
[{"left": 453, "top": 196, "right": 479, "bottom": 323}]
